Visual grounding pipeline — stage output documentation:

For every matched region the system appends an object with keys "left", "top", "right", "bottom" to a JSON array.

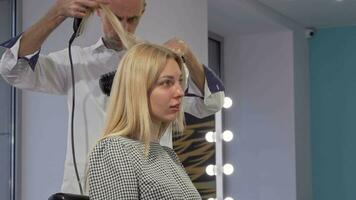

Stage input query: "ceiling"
[
  {"left": 258, "top": 0, "right": 356, "bottom": 28},
  {"left": 208, "top": 0, "right": 356, "bottom": 36},
  {"left": 208, "top": 0, "right": 287, "bottom": 36}
]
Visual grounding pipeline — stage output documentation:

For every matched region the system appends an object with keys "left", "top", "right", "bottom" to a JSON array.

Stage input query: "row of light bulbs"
[
  {"left": 205, "top": 130, "right": 233, "bottom": 142},
  {"left": 206, "top": 97, "right": 235, "bottom": 200},
  {"left": 206, "top": 163, "right": 234, "bottom": 176}
]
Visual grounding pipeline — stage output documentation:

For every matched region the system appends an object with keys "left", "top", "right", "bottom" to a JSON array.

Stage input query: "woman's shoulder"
[
  {"left": 92, "top": 136, "right": 144, "bottom": 157},
  {"left": 96, "top": 135, "right": 142, "bottom": 149},
  {"left": 88, "top": 136, "right": 140, "bottom": 181}
]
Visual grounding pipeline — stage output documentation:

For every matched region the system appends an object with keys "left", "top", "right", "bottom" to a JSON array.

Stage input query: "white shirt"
[{"left": 0, "top": 37, "right": 225, "bottom": 194}]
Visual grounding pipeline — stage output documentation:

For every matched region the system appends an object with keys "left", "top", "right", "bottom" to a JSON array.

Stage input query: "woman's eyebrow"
[
  {"left": 159, "top": 75, "right": 174, "bottom": 79},
  {"left": 160, "top": 73, "right": 182, "bottom": 79}
]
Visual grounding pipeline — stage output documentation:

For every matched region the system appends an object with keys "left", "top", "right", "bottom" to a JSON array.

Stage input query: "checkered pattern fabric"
[{"left": 88, "top": 136, "right": 202, "bottom": 199}]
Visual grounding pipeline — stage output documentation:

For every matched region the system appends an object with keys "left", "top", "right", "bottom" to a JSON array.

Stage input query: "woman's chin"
[{"left": 162, "top": 115, "right": 178, "bottom": 123}]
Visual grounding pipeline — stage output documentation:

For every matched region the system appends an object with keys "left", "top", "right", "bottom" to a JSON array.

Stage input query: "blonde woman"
[{"left": 88, "top": 43, "right": 202, "bottom": 199}]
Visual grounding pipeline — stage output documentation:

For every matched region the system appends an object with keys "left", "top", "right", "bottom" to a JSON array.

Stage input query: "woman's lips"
[{"left": 169, "top": 104, "right": 181, "bottom": 112}]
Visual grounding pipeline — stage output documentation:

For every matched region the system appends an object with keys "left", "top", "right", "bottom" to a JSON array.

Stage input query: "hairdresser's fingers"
[
  {"left": 77, "top": 0, "right": 111, "bottom": 10},
  {"left": 67, "top": 4, "right": 89, "bottom": 18},
  {"left": 56, "top": 0, "right": 108, "bottom": 18},
  {"left": 54, "top": 0, "right": 86, "bottom": 18},
  {"left": 163, "top": 38, "right": 189, "bottom": 57},
  {"left": 73, "top": 6, "right": 89, "bottom": 18}
]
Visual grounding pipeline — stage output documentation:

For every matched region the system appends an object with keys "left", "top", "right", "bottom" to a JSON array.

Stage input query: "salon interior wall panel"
[
  {"left": 138, "top": 0, "right": 208, "bottom": 64},
  {"left": 21, "top": 0, "right": 77, "bottom": 195},
  {"left": 310, "top": 26, "right": 356, "bottom": 200},
  {"left": 223, "top": 31, "right": 297, "bottom": 200}
]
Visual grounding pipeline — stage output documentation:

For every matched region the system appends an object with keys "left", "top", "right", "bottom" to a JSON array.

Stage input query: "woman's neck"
[{"left": 150, "top": 121, "right": 161, "bottom": 143}]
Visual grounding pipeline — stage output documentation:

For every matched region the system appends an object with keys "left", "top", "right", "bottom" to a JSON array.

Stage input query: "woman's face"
[{"left": 149, "top": 59, "right": 184, "bottom": 123}]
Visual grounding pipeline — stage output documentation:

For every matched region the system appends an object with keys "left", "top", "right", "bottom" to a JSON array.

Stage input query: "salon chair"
[{"left": 48, "top": 193, "right": 89, "bottom": 200}]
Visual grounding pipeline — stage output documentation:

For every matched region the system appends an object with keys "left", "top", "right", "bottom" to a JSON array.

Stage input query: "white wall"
[
  {"left": 223, "top": 31, "right": 297, "bottom": 200},
  {"left": 19, "top": 0, "right": 207, "bottom": 200}
]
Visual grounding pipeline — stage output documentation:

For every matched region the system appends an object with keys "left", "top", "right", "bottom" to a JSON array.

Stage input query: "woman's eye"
[{"left": 161, "top": 80, "right": 173, "bottom": 86}]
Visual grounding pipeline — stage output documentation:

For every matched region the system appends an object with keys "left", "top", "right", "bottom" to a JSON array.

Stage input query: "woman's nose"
[{"left": 174, "top": 83, "right": 184, "bottom": 98}]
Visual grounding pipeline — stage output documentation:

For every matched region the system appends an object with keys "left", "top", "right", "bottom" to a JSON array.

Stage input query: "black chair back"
[{"left": 48, "top": 193, "right": 89, "bottom": 200}]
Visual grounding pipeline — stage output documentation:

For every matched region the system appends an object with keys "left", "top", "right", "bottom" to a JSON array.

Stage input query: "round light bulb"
[
  {"left": 206, "top": 164, "right": 216, "bottom": 176},
  {"left": 223, "top": 130, "right": 234, "bottom": 142},
  {"left": 223, "top": 163, "right": 234, "bottom": 175},
  {"left": 205, "top": 131, "right": 215, "bottom": 143},
  {"left": 224, "top": 197, "right": 234, "bottom": 200},
  {"left": 223, "top": 97, "right": 233, "bottom": 109}
]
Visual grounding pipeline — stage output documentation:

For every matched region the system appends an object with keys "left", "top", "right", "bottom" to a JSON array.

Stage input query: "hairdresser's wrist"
[
  {"left": 48, "top": 5, "right": 67, "bottom": 27},
  {"left": 183, "top": 50, "right": 205, "bottom": 93}
]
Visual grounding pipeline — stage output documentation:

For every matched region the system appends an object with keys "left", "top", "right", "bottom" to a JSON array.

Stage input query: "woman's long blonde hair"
[
  {"left": 85, "top": 2, "right": 184, "bottom": 191},
  {"left": 102, "top": 43, "right": 186, "bottom": 149},
  {"left": 95, "top": 3, "right": 186, "bottom": 150}
]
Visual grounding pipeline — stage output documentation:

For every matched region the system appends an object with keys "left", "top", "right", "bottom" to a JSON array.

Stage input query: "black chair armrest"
[{"left": 48, "top": 193, "right": 89, "bottom": 200}]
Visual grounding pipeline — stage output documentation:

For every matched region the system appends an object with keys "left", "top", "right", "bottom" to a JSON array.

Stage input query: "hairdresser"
[{"left": 0, "top": 0, "right": 225, "bottom": 194}]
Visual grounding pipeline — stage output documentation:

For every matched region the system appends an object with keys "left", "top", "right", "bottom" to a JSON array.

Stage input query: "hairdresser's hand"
[
  {"left": 164, "top": 38, "right": 205, "bottom": 93},
  {"left": 18, "top": 0, "right": 111, "bottom": 57},
  {"left": 163, "top": 38, "right": 189, "bottom": 58},
  {"left": 54, "top": 0, "right": 111, "bottom": 19}
]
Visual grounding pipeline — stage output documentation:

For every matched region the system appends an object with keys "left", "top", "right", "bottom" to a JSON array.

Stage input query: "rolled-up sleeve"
[
  {"left": 183, "top": 65, "right": 225, "bottom": 118},
  {"left": 1, "top": 34, "right": 40, "bottom": 72},
  {"left": 0, "top": 35, "right": 70, "bottom": 95}
]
